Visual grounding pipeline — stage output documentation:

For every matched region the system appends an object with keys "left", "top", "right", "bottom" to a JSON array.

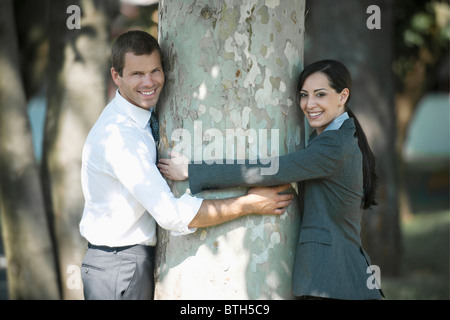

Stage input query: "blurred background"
[{"left": 0, "top": 0, "right": 448, "bottom": 299}]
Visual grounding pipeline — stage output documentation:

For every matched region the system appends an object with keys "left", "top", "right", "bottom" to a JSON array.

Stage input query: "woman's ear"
[{"left": 339, "top": 88, "right": 350, "bottom": 106}]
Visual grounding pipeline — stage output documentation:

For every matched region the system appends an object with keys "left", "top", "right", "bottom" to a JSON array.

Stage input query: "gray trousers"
[{"left": 81, "top": 243, "right": 154, "bottom": 300}]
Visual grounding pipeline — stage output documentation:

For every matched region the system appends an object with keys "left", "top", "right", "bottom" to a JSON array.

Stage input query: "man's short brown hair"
[{"left": 111, "top": 30, "right": 163, "bottom": 77}]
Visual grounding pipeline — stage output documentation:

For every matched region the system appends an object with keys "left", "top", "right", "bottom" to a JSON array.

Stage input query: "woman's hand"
[{"left": 157, "top": 151, "right": 190, "bottom": 181}]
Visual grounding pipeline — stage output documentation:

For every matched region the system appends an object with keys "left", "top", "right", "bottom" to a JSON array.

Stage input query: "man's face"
[{"left": 111, "top": 51, "right": 165, "bottom": 110}]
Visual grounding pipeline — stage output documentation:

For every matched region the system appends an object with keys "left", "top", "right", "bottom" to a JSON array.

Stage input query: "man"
[{"left": 79, "top": 30, "right": 292, "bottom": 300}]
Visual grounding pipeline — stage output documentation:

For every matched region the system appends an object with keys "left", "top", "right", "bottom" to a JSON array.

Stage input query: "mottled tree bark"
[{"left": 155, "top": 0, "right": 305, "bottom": 299}]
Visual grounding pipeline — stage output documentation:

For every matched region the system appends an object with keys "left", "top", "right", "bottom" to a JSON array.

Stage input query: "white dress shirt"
[{"left": 80, "top": 91, "right": 203, "bottom": 247}]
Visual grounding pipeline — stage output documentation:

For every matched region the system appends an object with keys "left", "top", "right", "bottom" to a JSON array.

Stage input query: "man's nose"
[{"left": 142, "top": 73, "right": 155, "bottom": 86}]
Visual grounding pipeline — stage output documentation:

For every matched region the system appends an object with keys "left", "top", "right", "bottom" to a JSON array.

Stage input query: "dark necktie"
[{"left": 149, "top": 111, "right": 159, "bottom": 160}]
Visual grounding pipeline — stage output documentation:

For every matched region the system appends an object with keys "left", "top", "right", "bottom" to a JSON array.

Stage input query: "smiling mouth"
[
  {"left": 308, "top": 111, "right": 324, "bottom": 119},
  {"left": 139, "top": 89, "right": 156, "bottom": 96}
]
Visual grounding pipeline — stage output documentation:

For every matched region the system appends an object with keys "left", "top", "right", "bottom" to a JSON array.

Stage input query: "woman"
[{"left": 158, "top": 60, "right": 384, "bottom": 300}]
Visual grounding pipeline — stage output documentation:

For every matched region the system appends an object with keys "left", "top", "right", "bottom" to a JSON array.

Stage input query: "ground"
[
  {"left": 383, "top": 209, "right": 449, "bottom": 300},
  {"left": 0, "top": 209, "right": 448, "bottom": 300}
]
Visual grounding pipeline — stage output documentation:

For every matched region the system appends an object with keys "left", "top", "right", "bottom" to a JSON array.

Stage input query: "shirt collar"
[
  {"left": 324, "top": 111, "right": 349, "bottom": 132},
  {"left": 114, "top": 90, "right": 152, "bottom": 129}
]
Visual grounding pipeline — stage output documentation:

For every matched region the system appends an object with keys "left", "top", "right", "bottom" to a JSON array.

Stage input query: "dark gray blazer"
[{"left": 188, "top": 119, "right": 383, "bottom": 299}]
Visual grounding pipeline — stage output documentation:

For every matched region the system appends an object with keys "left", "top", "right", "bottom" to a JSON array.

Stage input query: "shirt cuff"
[{"left": 170, "top": 193, "right": 203, "bottom": 236}]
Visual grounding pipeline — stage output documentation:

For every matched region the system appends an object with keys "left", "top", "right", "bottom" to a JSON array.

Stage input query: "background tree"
[
  {"left": 392, "top": 1, "right": 449, "bottom": 220},
  {"left": 0, "top": 0, "right": 158, "bottom": 300},
  {"left": 0, "top": 0, "right": 60, "bottom": 299},
  {"left": 304, "top": 0, "right": 401, "bottom": 275},
  {"left": 42, "top": 0, "right": 119, "bottom": 299},
  {"left": 393, "top": 0, "right": 449, "bottom": 150}
]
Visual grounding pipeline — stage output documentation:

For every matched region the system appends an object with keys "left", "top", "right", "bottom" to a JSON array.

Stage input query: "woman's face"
[{"left": 300, "top": 72, "right": 349, "bottom": 135}]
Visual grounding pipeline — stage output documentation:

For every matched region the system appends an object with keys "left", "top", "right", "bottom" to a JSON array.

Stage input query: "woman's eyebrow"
[{"left": 300, "top": 88, "right": 327, "bottom": 92}]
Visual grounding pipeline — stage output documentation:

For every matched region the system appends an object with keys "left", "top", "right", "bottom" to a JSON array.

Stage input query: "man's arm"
[
  {"left": 189, "top": 184, "right": 293, "bottom": 228},
  {"left": 106, "top": 128, "right": 291, "bottom": 235}
]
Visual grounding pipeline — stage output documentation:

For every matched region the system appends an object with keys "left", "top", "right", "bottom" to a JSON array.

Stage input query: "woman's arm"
[{"left": 159, "top": 133, "right": 344, "bottom": 194}]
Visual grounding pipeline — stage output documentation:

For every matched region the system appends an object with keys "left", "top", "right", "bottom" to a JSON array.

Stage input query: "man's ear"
[{"left": 111, "top": 67, "right": 121, "bottom": 86}]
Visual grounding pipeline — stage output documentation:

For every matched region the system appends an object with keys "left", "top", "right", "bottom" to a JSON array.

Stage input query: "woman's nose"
[{"left": 305, "top": 96, "right": 316, "bottom": 109}]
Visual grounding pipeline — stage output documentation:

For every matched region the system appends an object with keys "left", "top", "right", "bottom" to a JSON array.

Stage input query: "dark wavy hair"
[{"left": 298, "top": 60, "right": 378, "bottom": 210}]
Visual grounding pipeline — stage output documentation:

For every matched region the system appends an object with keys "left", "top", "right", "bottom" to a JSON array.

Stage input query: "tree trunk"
[
  {"left": 43, "top": 0, "right": 118, "bottom": 299},
  {"left": 0, "top": 0, "right": 60, "bottom": 299},
  {"left": 304, "top": 0, "right": 401, "bottom": 275},
  {"left": 155, "top": 0, "right": 305, "bottom": 299}
]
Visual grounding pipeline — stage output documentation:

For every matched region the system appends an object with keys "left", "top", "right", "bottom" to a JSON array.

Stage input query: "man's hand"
[
  {"left": 244, "top": 184, "right": 294, "bottom": 215},
  {"left": 188, "top": 184, "right": 293, "bottom": 228},
  {"left": 157, "top": 151, "right": 189, "bottom": 181}
]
